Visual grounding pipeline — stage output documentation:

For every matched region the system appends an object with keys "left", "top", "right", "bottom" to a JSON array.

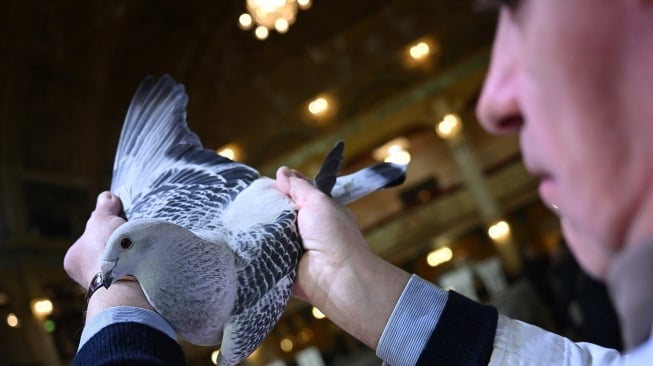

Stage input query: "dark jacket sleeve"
[
  {"left": 417, "top": 291, "right": 498, "bottom": 366},
  {"left": 73, "top": 322, "right": 187, "bottom": 365}
]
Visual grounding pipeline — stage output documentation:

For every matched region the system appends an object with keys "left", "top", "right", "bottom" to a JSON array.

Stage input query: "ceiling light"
[
  {"left": 427, "top": 246, "right": 453, "bottom": 267},
  {"left": 373, "top": 137, "right": 411, "bottom": 164},
  {"left": 488, "top": 220, "right": 511, "bottom": 242},
  {"left": 436, "top": 113, "right": 463, "bottom": 140},
  {"left": 409, "top": 41, "right": 430, "bottom": 60},
  {"left": 211, "top": 350, "right": 220, "bottom": 365},
  {"left": 254, "top": 25, "right": 269, "bottom": 40},
  {"left": 311, "top": 306, "right": 325, "bottom": 319},
  {"left": 238, "top": 13, "right": 253, "bottom": 29},
  {"left": 31, "top": 298, "right": 53, "bottom": 319},
  {"left": 280, "top": 337, "right": 294, "bottom": 352},
  {"left": 240, "top": 0, "right": 312, "bottom": 39},
  {"left": 308, "top": 97, "right": 328, "bottom": 115},
  {"left": 216, "top": 143, "right": 243, "bottom": 161},
  {"left": 6, "top": 313, "right": 19, "bottom": 328}
]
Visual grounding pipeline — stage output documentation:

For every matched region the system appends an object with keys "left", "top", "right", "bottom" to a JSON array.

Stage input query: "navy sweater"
[
  {"left": 74, "top": 292, "right": 497, "bottom": 365},
  {"left": 73, "top": 322, "right": 186, "bottom": 365}
]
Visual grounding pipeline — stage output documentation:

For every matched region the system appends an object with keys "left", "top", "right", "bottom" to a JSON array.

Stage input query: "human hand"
[
  {"left": 276, "top": 166, "right": 410, "bottom": 349},
  {"left": 275, "top": 167, "right": 371, "bottom": 302},
  {"left": 64, "top": 191, "right": 126, "bottom": 289},
  {"left": 64, "top": 191, "right": 154, "bottom": 321}
]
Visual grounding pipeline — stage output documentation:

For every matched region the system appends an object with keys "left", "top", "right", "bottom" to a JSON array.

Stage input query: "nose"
[{"left": 476, "top": 10, "right": 523, "bottom": 135}]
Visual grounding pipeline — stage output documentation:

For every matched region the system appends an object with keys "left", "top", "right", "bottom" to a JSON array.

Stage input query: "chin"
[
  {"left": 562, "top": 221, "right": 611, "bottom": 281},
  {"left": 575, "top": 252, "right": 609, "bottom": 281}
]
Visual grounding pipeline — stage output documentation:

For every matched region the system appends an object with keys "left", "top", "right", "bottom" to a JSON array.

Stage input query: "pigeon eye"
[{"left": 120, "top": 237, "right": 133, "bottom": 249}]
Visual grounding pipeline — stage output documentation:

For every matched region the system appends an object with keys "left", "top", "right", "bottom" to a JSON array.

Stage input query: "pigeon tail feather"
[
  {"left": 331, "top": 162, "right": 407, "bottom": 205},
  {"left": 313, "top": 140, "right": 344, "bottom": 195}
]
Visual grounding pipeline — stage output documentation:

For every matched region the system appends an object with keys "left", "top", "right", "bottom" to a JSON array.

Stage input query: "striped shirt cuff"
[
  {"left": 78, "top": 306, "right": 177, "bottom": 350},
  {"left": 377, "top": 274, "right": 448, "bottom": 366}
]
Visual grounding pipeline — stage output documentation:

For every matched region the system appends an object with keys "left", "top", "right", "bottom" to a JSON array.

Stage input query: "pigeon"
[{"left": 99, "top": 74, "right": 407, "bottom": 366}]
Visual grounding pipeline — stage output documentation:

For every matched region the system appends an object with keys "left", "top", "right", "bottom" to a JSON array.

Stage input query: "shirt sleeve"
[
  {"left": 376, "top": 275, "right": 449, "bottom": 366},
  {"left": 376, "top": 274, "right": 498, "bottom": 366},
  {"left": 376, "top": 274, "right": 652, "bottom": 366},
  {"left": 490, "top": 315, "right": 627, "bottom": 365},
  {"left": 78, "top": 306, "right": 178, "bottom": 350}
]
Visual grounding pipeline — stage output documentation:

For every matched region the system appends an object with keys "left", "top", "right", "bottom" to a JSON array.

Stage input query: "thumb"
[
  {"left": 92, "top": 191, "right": 123, "bottom": 218},
  {"left": 276, "top": 166, "right": 325, "bottom": 209}
]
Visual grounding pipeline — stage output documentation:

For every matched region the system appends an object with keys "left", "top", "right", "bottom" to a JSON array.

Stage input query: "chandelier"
[{"left": 238, "top": 0, "right": 312, "bottom": 40}]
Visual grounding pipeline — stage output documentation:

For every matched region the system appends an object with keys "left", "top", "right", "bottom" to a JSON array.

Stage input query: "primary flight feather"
[{"left": 100, "top": 74, "right": 407, "bottom": 366}]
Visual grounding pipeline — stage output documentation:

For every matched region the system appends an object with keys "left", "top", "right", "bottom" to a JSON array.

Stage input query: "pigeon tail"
[
  {"left": 312, "top": 140, "right": 407, "bottom": 205},
  {"left": 331, "top": 162, "right": 407, "bottom": 205},
  {"left": 313, "top": 140, "right": 344, "bottom": 195}
]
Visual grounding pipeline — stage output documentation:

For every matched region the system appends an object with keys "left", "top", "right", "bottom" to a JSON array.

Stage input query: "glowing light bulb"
[
  {"left": 31, "top": 298, "right": 53, "bottom": 318},
  {"left": 384, "top": 145, "right": 411, "bottom": 164},
  {"left": 308, "top": 97, "right": 328, "bottom": 115},
  {"left": 254, "top": 25, "right": 269, "bottom": 40},
  {"left": 275, "top": 18, "right": 289, "bottom": 33},
  {"left": 426, "top": 246, "right": 453, "bottom": 267},
  {"left": 210, "top": 350, "right": 219, "bottom": 365},
  {"left": 436, "top": 114, "right": 463, "bottom": 139},
  {"left": 409, "top": 41, "right": 430, "bottom": 60},
  {"left": 6, "top": 313, "right": 19, "bottom": 328},
  {"left": 311, "top": 306, "right": 326, "bottom": 319},
  {"left": 280, "top": 337, "right": 294, "bottom": 352},
  {"left": 238, "top": 13, "right": 253, "bottom": 29},
  {"left": 297, "top": 0, "right": 312, "bottom": 10},
  {"left": 488, "top": 220, "right": 511, "bottom": 241}
]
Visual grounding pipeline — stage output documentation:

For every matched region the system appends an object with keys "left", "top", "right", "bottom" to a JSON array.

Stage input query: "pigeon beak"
[{"left": 101, "top": 260, "right": 117, "bottom": 288}]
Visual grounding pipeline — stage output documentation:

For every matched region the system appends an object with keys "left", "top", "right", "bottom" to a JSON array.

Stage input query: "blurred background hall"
[{"left": 0, "top": 0, "right": 622, "bottom": 364}]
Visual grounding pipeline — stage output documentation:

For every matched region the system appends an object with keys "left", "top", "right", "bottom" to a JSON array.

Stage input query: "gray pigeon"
[{"left": 99, "top": 75, "right": 407, "bottom": 366}]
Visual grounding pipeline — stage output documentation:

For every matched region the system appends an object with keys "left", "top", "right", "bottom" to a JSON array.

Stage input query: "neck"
[{"left": 606, "top": 237, "right": 653, "bottom": 350}]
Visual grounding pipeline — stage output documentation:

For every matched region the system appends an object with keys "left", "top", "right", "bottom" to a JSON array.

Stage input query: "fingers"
[
  {"left": 64, "top": 191, "right": 126, "bottom": 287},
  {"left": 275, "top": 166, "right": 292, "bottom": 196}
]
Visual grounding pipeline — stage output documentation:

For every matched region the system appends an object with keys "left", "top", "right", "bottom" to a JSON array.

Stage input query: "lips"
[
  {"left": 538, "top": 175, "right": 556, "bottom": 205},
  {"left": 522, "top": 156, "right": 559, "bottom": 213}
]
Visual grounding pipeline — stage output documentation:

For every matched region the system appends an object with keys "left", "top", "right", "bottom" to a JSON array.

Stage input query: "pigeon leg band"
[
  {"left": 85, "top": 272, "right": 137, "bottom": 303},
  {"left": 86, "top": 272, "right": 104, "bottom": 303}
]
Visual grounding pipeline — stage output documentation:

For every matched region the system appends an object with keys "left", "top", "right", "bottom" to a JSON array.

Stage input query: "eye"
[{"left": 120, "top": 237, "right": 133, "bottom": 249}]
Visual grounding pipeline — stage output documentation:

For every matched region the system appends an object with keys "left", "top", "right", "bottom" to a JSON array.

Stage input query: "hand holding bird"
[{"left": 86, "top": 75, "right": 406, "bottom": 365}]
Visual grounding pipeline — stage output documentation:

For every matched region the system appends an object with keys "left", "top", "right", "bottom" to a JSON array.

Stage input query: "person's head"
[{"left": 476, "top": 0, "right": 653, "bottom": 279}]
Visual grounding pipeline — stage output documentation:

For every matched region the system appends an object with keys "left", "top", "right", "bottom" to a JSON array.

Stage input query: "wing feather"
[{"left": 110, "top": 75, "right": 258, "bottom": 222}]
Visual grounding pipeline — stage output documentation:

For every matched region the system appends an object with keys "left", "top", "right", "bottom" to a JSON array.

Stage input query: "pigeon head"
[
  {"left": 101, "top": 218, "right": 171, "bottom": 287},
  {"left": 101, "top": 217, "right": 239, "bottom": 346}
]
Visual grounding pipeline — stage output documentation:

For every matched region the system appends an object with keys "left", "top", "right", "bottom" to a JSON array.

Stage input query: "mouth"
[
  {"left": 535, "top": 174, "right": 560, "bottom": 213},
  {"left": 524, "top": 160, "right": 558, "bottom": 211}
]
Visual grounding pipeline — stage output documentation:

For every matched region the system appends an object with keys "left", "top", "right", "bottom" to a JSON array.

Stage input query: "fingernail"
[
  {"left": 97, "top": 191, "right": 112, "bottom": 203},
  {"left": 291, "top": 169, "right": 306, "bottom": 179},
  {"left": 280, "top": 166, "right": 295, "bottom": 178}
]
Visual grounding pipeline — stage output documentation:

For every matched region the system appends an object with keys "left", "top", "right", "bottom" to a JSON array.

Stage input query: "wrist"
[
  {"left": 85, "top": 280, "right": 155, "bottom": 323},
  {"left": 317, "top": 246, "right": 410, "bottom": 349}
]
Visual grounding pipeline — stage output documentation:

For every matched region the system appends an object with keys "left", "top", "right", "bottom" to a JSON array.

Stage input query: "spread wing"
[{"left": 110, "top": 75, "right": 259, "bottom": 228}]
